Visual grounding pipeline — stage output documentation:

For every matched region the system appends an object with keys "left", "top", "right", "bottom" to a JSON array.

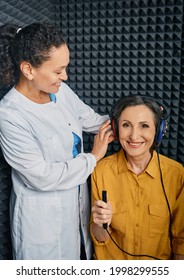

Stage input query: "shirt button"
[
  {"left": 135, "top": 242, "right": 138, "bottom": 246},
  {"left": 136, "top": 223, "right": 139, "bottom": 227}
]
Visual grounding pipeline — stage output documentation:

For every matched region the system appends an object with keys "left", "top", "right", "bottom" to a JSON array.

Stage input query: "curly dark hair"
[{"left": 0, "top": 22, "right": 66, "bottom": 88}]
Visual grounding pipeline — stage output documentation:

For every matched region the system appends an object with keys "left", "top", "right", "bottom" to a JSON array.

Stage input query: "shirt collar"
[
  {"left": 117, "top": 149, "right": 158, "bottom": 178},
  {"left": 144, "top": 151, "right": 159, "bottom": 178}
]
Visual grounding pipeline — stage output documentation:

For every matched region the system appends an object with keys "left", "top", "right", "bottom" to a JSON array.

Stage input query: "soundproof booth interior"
[{"left": 0, "top": 0, "right": 184, "bottom": 260}]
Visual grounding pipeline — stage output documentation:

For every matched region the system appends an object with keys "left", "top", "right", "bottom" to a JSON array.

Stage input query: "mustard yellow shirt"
[{"left": 90, "top": 149, "right": 184, "bottom": 260}]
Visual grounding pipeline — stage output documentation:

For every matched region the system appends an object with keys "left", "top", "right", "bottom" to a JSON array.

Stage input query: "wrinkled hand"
[
  {"left": 92, "top": 199, "right": 112, "bottom": 228},
  {"left": 91, "top": 120, "right": 114, "bottom": 162}
]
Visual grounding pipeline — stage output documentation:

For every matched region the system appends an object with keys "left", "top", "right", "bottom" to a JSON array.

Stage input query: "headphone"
[{"left": 110, "top": 95, "right": 168, "bottom": 148}]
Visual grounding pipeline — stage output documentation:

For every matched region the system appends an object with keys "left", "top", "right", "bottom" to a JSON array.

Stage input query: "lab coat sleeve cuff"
[{"left": 76, "top": 152, "right": 97, "bottom": 166}]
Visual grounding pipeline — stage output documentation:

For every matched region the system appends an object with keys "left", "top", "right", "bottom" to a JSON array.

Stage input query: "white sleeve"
[
  {"left": 77, "top": 98, "right": 110, "bottom": 133},
  {"left": 60, "top": 83, "right": 110, "bottom": 133},
  {"left": 0, "top": 118, "right": 96, "bottom": 192}
]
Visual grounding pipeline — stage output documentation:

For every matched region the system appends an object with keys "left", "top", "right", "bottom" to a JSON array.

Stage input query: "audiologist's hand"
[{"left": 91, "top": 120, "right": 115, "bottom": 162}]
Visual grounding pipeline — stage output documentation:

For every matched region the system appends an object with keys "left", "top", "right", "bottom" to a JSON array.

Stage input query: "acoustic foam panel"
[{"left": 57, "top": 0, "right": 184, "bottom": 164}]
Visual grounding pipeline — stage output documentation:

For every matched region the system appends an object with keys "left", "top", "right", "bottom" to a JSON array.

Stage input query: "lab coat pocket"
[
  {"left": 20, "top": 194, "right": 61, "bottom": 246},
  {"left": 45, "top": 133, "right": 71, "bottom": 162},
  {"left": 111, "top": 202, "right": 128, "bottom": 235},
  {"left": 149, "top": 204, "right": 169, "bottom": 237}
]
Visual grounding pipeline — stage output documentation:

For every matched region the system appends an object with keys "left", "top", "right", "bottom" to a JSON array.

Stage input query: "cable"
[
  {"left": 156, "top": 150, "right": 173, "bottom": 255},
  {"left": 105, "top": 228, "right": 161, "bottom": 260}
]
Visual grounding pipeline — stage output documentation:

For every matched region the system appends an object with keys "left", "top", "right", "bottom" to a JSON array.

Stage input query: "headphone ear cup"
[
  {"left": 155, "top": 119, "right": 167, "bottom": 147},
  {"left": 111, "top": 118, "right": 119, "bottom": 140}
]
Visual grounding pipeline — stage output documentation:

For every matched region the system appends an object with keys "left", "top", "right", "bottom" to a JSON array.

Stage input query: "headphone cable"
[
  {"left": 156, "top": 150, "right": 173, "bottom": 255},
  {"left": 105, "top": 227, "right": 161, "bottom": 260}
]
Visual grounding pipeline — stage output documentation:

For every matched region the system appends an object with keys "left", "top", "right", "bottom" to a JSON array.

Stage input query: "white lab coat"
[{"left": 0, "top": 82, "right": 109, "bottom": 259}]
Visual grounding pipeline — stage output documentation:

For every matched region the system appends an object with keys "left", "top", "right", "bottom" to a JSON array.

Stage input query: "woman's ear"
[{"left": 20, "top": 61, "right": 33, "bottom": 80}]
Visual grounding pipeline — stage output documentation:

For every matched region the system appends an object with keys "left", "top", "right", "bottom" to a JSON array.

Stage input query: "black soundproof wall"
[{"left": 55, "top": 0, "right": 184, "bottom": 164}]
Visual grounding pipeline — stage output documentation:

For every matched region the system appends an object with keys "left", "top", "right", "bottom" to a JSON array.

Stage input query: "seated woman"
[{"left": 90, "top": 95, "right": 184, "bottom": 260}]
